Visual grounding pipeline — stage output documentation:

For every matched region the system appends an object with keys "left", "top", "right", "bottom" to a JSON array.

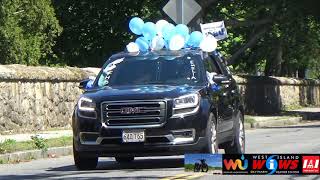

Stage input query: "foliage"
[
  {"left": 31, "top": 135, "right": 48, "bottom": 151},
  {"left": 204, "top": 0, "right": 320, "bottom": 77},
  {"left": 0, "top": 0, "right": 62, "bottom": 65},
  {"left": 0, "top": 136, "right": 72, "bottom": 155},
  {"left": 0, "top": 139, "right": 17, "bottom": 154},
  {"left": 52, "top": 0, "right": 163, "bottom": 67},
  {"left": 0, "top": 0, "right": 319, "bottom": 78}
]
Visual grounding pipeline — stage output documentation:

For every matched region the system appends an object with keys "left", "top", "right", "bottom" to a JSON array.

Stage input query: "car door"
[{"left": 206, "top": 54, "right": 235, "bottom": 137}]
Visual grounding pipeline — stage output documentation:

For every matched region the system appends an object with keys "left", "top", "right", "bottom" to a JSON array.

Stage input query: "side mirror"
[
  {"left": 79, "top": 76, "right": 95, "bottom": 90},
  {"left": 213, "top": 75, "right": 230, "bottom": 85}
]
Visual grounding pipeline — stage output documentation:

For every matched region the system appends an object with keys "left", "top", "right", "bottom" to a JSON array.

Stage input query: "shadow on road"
[
  {"left": 260, "top": 124, "right": 320, "bottom": 129},
  {"left": 49, "top": 157, "right": 184, "bottom": 171},
  {"left": 0, "top": 157, "right": 184, "bottom": 180}
]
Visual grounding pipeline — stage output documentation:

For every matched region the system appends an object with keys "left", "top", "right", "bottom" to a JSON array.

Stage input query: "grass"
[
  {"left": 0, "top": 136, "right": 72, "bottom": 155},
  {"left": 244, "top": 115, "right": 256, "bottom": 124}
]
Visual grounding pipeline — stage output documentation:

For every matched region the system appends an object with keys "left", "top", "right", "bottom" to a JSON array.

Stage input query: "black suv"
[{"left": 72, "top": 49, "right": 245, "bottom": 170}]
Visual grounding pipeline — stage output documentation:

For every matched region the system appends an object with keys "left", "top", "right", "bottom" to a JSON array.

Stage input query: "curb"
[
  {"left": 0, "top": 146, "right": 72, "bottom": 164},
  {"left": 0, "top": 117, "right": 304, "bottom": 164},
  {"left": 245, "top": 117, "right": 302, "bottom": 129}
]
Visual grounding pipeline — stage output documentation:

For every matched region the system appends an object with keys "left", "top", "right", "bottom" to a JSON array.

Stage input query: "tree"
[
  {"left": 202, "top": 0, "right": 320, "bottom": 77},
  {"left": 0, "top": 0, "right": 62, "bottom": 65},
  {"left": 51, "top": 0, "right": 320, "bottom": 79},
  {"left": 52, "top": 0, "right": 163, "bottom": 67}
]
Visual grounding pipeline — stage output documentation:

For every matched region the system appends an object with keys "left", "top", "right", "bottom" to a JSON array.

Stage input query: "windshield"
[{"left": 96, "top": 54, "right": 204, "bottom": 87}]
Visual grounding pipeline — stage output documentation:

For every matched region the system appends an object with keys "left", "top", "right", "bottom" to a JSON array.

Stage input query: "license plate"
[{"left": 122, "top": 129, "right": 145, "bottom": 143}]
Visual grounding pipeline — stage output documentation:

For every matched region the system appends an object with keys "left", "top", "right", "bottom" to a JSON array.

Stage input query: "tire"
[
  {"left": 224, "top": 112, "right": 245, "bottom": 154},
  {"left": 115, "top": 156, "right": 134, "bottom": 163},
  {"left": 194, "top": 163, "right": 200, "bottom": 172},
  {"left": 73, "top": 141, "right": 98, "bottom": 170},
  {"left": 203, "top": 113, "right": 218, "bottom": 153},
  {"left": 202, "top": 164, "right": 209, "bottom": 172}
]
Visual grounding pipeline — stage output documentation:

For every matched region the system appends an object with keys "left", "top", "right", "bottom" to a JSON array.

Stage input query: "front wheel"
[
  {"left": 194, "top": 163, "right": 200, "bottom": 172},
  {"left": 73, "top": 141, "right": 98, "bottom": 170},
  {"left": 203, "top": 113, "right": 218, "bottom": 153},
  {"left": 224, "top": 112, "right": 245, "bottom": 154}
]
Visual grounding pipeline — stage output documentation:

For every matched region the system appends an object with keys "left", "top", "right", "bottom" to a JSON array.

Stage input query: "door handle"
[{"left": 221, "top": 80, "right": 230, "bottom": 84}]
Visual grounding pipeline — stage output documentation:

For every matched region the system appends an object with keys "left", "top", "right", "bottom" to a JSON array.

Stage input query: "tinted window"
[
  {"left": 96, "top": 54, "right": 204, "bottom": 87},
  {"left": 204, "top": 55, "right": 222, "bottom": 74}
]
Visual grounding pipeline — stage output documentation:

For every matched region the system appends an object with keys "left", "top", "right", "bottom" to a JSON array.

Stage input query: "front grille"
[{"left": 101, "top": 100, "right": 166, "bottom": 127}]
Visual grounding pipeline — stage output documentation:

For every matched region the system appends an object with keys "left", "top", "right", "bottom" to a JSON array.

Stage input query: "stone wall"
[
  {"left": 0, "top": 65, "right": 96, "bottom": 134},
  {"left": 0, "top": 65, "right": 319, "bottom": 133},
  {"left": 235, "top": 75, "right": 320, "bottom": 115}
]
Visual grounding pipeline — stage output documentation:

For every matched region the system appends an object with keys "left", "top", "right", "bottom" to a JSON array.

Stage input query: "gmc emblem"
[{"left": 120, "top": 107, "right": 142, "bottom": 114}]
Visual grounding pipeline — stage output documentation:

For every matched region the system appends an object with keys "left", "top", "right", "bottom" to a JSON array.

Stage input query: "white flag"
[{"left": 200, "top": 21, "right": 228, "bottom": 41}]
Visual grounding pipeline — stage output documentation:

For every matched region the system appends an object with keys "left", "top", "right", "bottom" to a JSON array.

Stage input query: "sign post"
[{"left": 162, "top": 0, "right": 202, "bottom": 26}]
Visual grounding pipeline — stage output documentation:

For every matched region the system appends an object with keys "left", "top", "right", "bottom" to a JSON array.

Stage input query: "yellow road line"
[
  {"left": 185, "top": 173, "right": 205, "bottom": 179},
  {"left": 160, "top": 173, "right": 190, "bottom": 180},
  {"left": 160, "top": 173, "right": 205, "bottom": 180}
]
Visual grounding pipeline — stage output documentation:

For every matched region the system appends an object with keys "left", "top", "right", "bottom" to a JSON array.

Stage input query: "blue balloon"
[
  {"left": 187, "top": 31, "right": 203, "bottom": 47},
  {"left": 175, "top": 24, "right": 189, "bottom": 38},
  {"left": 135, "top": 37, "right": 149, "bottom": 52},
  {"left": 129, "top": 17, "right": 144, "bottom": 35},
  {"left": 162, "top": 23, "right": 175, "bottom": 41},
  {"left": 164, "top": 40, "right": 169, "bottom": 49},
  {"left": 142, "top": 22, "right": 157, "bottom": 41}
]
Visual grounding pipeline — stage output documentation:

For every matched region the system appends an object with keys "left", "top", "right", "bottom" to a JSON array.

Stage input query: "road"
[{"left": 0, "top": 124, "right": 319, "bottom": 180}]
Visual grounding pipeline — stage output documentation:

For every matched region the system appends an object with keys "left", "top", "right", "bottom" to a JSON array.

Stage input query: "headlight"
[
  {"left": 174, "top": 93, "right": 200, "bottom": 109},
  {"left": 78, "top": 97, "right": 96, "bottom": 111}
]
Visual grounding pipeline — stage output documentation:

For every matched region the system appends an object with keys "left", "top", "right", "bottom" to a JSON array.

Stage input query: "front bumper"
[
  {"left": 74, "top": 136, "right": 207, "bottom": 157},
  {"left": 72, "top": 100, "right": 211, "bottom": 157}
]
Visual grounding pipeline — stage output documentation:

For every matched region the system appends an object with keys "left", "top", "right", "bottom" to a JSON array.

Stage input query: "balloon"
[
  {"left": 142, "top": 22, "right": 157, "bottom": 41},
  {"left": 169, "top": 35, "right": 185, "bottom": 51},
  {"left": 200, "top": 35, "right": 218, "bottom": 52},
  {"left": 184, "top": 34, "right": 190, "bottom": 48},
  {"left": 187, "top": 31, "right": 203, "bottom": 47},
  {"left": 162, "top": 23, "right": 175, "bottom": 41},
  {"left": 164, "top": 40, "right": 169, "bottom": 49},
  {"left": 175, "top": 24, "right": 189, "bottom": 38},
  {"left": 126, "top": 42, "right": 140, "bottom": 53},
  {"left": 129, "top": 17, "right": 144, "bottom": 35},
  {"left": 135, "top": 37, "right": 149, "bottom": 52},
  {"left": 150, "top": 36, "right": 165, "bottom": 51},
  {"left": 155, "top": 20, "right": 169, "bottom": 37}
]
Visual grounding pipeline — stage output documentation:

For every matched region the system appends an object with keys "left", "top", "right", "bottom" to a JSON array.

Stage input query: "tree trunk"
[
  {"left": 298, "top": 68, "right": 306, "bottom": 78},
  {"left": 264, "top": 39, "right": 283, "bottom": 76},
  {"left": 228, "top": 27, "right": 268, "bottom": 65}
]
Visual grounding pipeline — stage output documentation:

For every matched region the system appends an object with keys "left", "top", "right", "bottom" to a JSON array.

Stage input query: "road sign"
[{"left": 162, "top": 0, "right": 202, "bottom": 25}]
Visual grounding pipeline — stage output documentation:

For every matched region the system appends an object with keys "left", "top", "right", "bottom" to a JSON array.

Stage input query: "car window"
[
  {"left": 96, "top": 54, "right": 205, "bottom": 87},
  {"left": 203, "top": 54, "right": 223, "bottom": 84},
  {"left": 204, "top": 55, "right": 222, "bottom": 75}
]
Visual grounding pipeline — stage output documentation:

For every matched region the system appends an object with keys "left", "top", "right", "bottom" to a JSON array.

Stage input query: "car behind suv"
[{"left": 72, "top": 49, "right": 245, "bottom": 170}]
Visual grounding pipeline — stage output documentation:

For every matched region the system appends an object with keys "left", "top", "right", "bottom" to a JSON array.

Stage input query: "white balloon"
[
  {"left": 150, "top": 36, "right": 165, "bottom": 50},
  {"left": 156, "top": 19, "right": 169, "bottom": 37},
  {"left": 126, "top": 42, "right": 140, "bottom": 53},
  {"left": 169, "top": 35, "right": 185, "bottom": 51},
  {"left": 200, "top": 35, "right": 218, "bottom": 52}
]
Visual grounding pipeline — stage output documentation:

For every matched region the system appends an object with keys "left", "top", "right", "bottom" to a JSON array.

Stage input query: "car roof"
[{"left": 109, "top": 49, "right": 207, "bottom": 60}]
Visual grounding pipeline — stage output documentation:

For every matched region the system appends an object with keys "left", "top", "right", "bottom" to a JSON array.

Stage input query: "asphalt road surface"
[{"left": 0, "top": 124, "right": 319, "bottom": 180}]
